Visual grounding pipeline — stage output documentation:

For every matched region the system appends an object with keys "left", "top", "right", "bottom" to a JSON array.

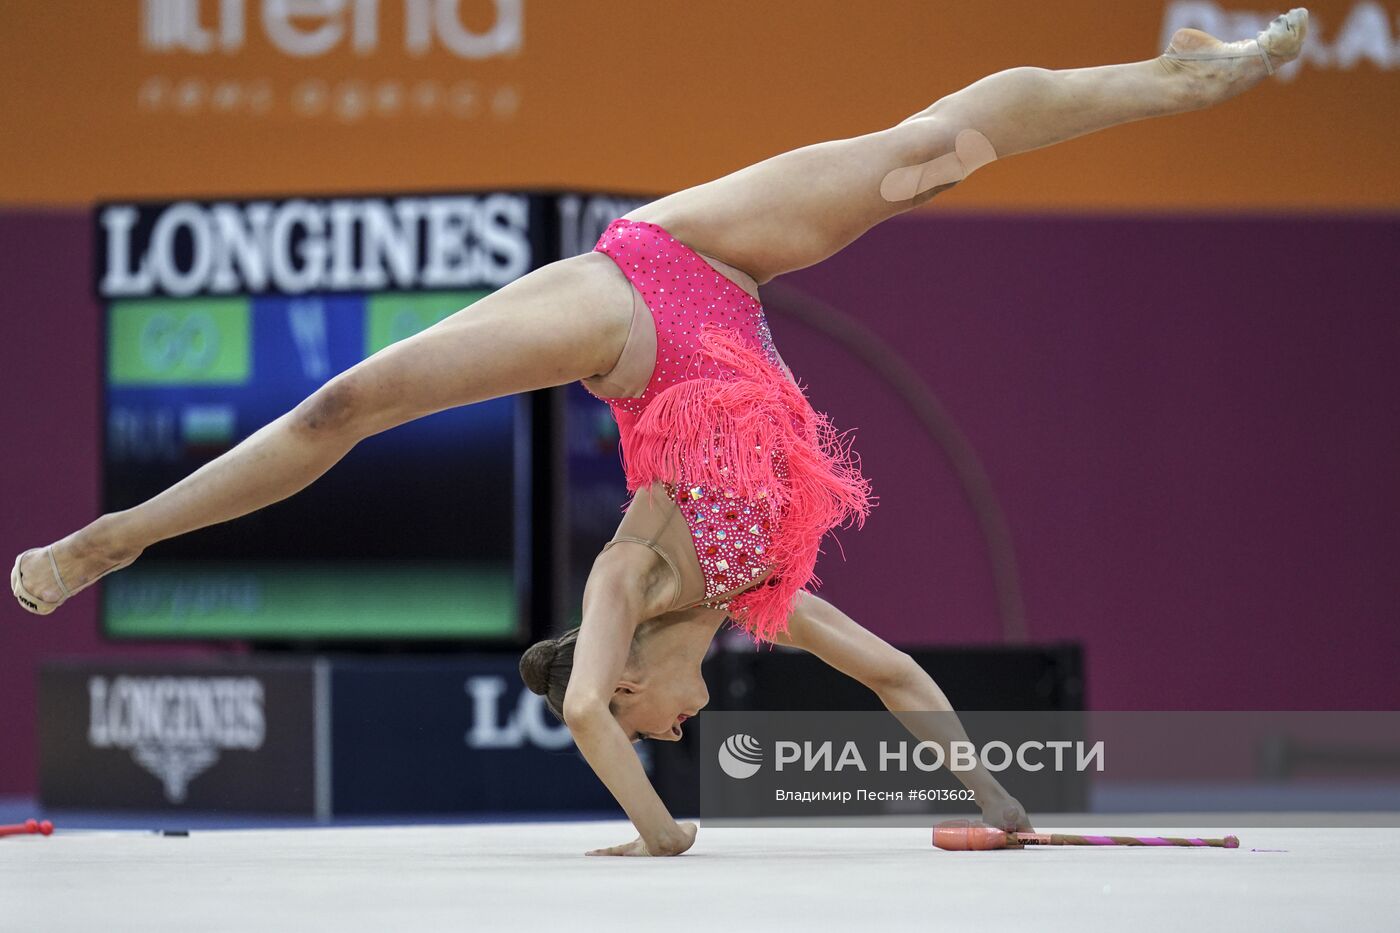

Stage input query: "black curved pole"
[{"left": 762, "top": 280, "right": 1029, "bottom": 644}]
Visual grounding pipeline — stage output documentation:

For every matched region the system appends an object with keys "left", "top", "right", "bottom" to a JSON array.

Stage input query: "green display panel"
[
  {"left": 108, "top": 298, "right": 252, "bottom": 386},
  {"left": 103, "top": 289, "right": 519, "bottom": 641},
  {"left": 105, "top": 563, "right": 515, "bottom": 639},
  {"left": 365, "top": 291, "right": 488, "bottom": 356}
]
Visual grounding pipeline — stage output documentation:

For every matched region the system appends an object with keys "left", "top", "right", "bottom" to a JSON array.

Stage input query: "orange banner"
[{"left": 2, "top": 0, "right": 1398, "bottom": 210}]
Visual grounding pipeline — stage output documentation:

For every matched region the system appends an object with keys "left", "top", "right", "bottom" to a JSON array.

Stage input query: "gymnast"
[{"left": 14, "top": 11, "right": 1308, "bottom": 856}]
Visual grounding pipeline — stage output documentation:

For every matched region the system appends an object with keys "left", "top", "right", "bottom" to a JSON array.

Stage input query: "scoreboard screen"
[{"left": 97, "top": 194, "right": 540, "bottom": 640}]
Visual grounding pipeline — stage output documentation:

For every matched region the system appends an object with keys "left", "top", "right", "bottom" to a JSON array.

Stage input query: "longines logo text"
[
  {"left": 99, "top": 195, "right": 533, "bottom": 298},
  {"left": 87, "top": 675, "right": 265, "bottom": 803},
  {"left": 463, "top": 676, "right": 572, "bottom": 750}
]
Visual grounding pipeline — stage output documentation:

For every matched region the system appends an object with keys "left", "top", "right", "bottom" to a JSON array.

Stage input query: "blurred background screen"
[{"left": 96, "top": 195, "right": 536, "bottom": 640}]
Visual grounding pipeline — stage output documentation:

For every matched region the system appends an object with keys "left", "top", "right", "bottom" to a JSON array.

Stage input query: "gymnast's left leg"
[{"left": 631, "top": 10, "right": 1308, "bottom": 282}]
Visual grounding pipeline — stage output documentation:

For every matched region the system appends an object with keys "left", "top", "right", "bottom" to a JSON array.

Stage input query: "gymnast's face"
[{"left": 611, "top": 652, "right": 709, "bottom": 743}]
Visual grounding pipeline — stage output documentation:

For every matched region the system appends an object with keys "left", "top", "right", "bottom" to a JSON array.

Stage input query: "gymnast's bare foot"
[
  {"left": 11, "top": 521, "right": 142, "bottom": 615},
  {"left": 1160, "top": 8, "right": 1309, "bottom": 99}
]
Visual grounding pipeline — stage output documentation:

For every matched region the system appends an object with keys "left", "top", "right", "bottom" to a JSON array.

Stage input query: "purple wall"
[
  {"left": 0, "top": 211, "right": 213, "bottom": 796},
  {"left": 777, "top": 214, "right": 1400, "bottom": 711},
  {"left": 2, "top": 209, "right": 1396, "bottom": 794}
]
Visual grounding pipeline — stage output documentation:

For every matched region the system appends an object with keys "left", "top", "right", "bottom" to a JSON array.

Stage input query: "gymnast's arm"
[
  {"left": 771, "top": 592, "right": 1034, "bottom": 831},
  {"left": 562, "top": 606, "right": 696, "bottom": 856}
]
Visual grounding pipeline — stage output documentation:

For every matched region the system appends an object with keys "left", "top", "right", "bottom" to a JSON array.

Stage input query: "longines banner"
[
  {"left": 96, "top": 193, "right": 543, "bottom": 298},
  {"left": 39, "top": 656, "right": 618, "bottom": 814},
  {"left": 330, "top": 657, "right": 615, "bottom": 813},
  {"left": 2, "top": 1, "right": 1398, "bottom": 211},
  {"left": 39, "top": 660, "right": 323, "bottom": 813},
  {"left": 92, "top": 191, "right": 648, "bottom": 300}
]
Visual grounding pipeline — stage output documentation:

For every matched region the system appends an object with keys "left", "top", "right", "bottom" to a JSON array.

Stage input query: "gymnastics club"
[
  {"left": 0, "top": 819, "right": 54, "bottom": 839},
  {"left": 933, "top": 819, "right": 1238, "bottom": 850}
]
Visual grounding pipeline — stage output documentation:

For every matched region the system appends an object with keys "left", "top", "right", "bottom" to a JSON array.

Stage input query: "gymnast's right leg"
[
  {"left": 12, "top": 253, "right": 636, "bottom": 612},
  {"left": 631, "top": 10, "right": 1308, "bottom": 282}
]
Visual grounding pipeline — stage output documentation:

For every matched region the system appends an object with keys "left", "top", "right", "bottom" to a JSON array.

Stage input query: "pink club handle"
[{"left": 933, "top": 820, "right": 1239, "bottom": 851}]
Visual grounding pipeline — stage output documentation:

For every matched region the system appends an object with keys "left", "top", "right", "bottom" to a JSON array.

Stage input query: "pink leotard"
[{"left": 584, "top": 218, "right": 871, "bottom": 642}]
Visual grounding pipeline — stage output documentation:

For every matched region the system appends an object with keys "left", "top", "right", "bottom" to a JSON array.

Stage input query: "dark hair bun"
[{"left": 519, "top": 639, "right": 557, "bottom": 695}]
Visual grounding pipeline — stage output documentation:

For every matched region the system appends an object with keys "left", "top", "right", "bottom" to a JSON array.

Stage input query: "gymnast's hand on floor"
[
  {"left": 586, "top": 821, "right": 698, "bottom": 857},
  {"left": 979, "top": 793, "right": 1034, "bottom": 833}
]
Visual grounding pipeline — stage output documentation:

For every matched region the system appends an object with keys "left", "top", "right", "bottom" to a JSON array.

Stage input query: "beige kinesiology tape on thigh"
[{"left": 880, "top": 129, "right": 998, "bottom": 202}]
